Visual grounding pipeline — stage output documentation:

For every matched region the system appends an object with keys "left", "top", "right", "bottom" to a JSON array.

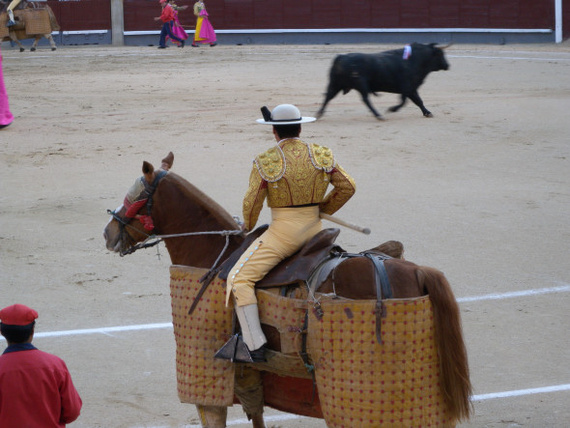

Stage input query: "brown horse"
[
  {"left": 0, "top": 1, "right": 59, "bottom": 52},
  {"left": 103, "top": 152, "right": 472, "bottom": 427}
]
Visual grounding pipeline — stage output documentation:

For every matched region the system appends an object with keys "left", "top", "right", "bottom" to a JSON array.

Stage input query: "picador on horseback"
[
  {"left": 103, "top": 146, "right": 473, "bottom": 425},
  {"left": 1, "top": 0, "right": 59, "bottom": 52},
  {"left": 217, "top": 103, "right": 356, "bottom": 363}
]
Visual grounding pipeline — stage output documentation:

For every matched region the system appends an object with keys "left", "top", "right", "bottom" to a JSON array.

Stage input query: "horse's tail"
[
  {"left": 417, "top": 266, "right": 472, "bottom": 423},
  {"left": 46, "top": 6, "right": 60, "bottom": 31}
]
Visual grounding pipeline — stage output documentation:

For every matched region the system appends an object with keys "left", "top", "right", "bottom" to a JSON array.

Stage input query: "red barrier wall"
[
  {"left": 42, "top": 0, "right": 566, "bottom": 39},
  {"left": 201, "top": 0, "right": 555, "bottom": 30},
  {"left": 46, "top": 0, "right": 111, "bottom": 32}
]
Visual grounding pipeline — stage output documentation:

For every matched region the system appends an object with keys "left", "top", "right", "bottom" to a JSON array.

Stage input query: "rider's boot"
[
  {"left": 215, "top": 304, "right": 267, "bottom": 363},
  {"left": 235, "top": 303, "right": 267, "bottom": 362},
  {"left": 6, "top": 10, "right": 16, "bottom": 27}
]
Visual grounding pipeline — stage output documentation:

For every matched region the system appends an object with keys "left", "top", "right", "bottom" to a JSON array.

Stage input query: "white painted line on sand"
[
  {"left": 457, "top": 284, "right": 570, "bottom": 303},
  {"left": 472, "top": 383, "right": 570, "bottom": 401},
  {"left": 33, "top": 322, "right": 173, "bottom": 339},
  {"left": 1, "top": 285, "right": 567, "bottom": 342},
  {"left": 154, "top": 384, "right": 570, "bottom": 427}
]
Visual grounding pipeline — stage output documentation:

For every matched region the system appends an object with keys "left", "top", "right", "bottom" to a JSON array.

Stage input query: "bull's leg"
[
  {"left": 9, "top": 33, "right": 25, "bottom": 52},
  {"left": 234, "top": 367, "right": 266, "bottom": 428},
  {"left": 355, "top": 85, "right": 383, "bottom": 120},
  {"left": 196, "top": 404, "right": 228, "bottom": 428},
  {"left": 407, "top": 90, "right": 433, "bottom": 117},
  {"left": 315, "top": 85, "right": 342, "bottom": 119},
  {"left": 388, "top": 94, "right": 407, "bottom": 113}
]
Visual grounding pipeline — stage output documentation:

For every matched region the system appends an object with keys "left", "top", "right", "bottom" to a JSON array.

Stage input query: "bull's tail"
[{"left": 417, "top": 266, "right": 472, "bottom": 423}]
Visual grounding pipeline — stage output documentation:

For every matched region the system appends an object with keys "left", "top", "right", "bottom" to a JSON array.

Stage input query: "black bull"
[{"left": 316, "top": 43, "right": 450, "bottom": 120}]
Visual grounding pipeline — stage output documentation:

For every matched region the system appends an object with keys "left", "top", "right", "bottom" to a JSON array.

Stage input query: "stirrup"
[
  {"left": 214, "top": 333, "right": 254, "bottom": 363},
  {"left": 6, "top": 20, "right": 16, "bottom": 27}
]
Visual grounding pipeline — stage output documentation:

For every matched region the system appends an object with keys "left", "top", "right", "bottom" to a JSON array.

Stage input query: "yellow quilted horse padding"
[
  {"left": 307, "top": 296, "right": 452, "bottom": 427},
  {"left": 169, "top": 265, "right": 452, "bottom": 426},
  {"left": 170, "top": 265, "right": 235, "bottom": 407},
  {"left": 0, "top": 13, "right": 9, "bottom": 39},
  {"left": 21, "top": 9, "right": 51, "bottom": 35}
]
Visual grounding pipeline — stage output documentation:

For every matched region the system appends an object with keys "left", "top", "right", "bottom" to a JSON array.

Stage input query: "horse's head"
[{"left": 103, "top": 152, "right": 173, "bottom": 255}]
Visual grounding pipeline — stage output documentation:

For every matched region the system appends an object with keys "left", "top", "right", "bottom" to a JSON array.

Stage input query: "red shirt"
[
  {"left": 160, "top": 4, "right": 176, "bottom": 23},
  {"left": 0, "top": 345, "right": 82, "bottom": 427}
]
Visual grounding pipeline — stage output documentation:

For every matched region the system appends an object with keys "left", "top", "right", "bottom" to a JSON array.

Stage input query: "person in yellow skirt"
[
  {"left": 191, "top": 0, "right": 217, "bottom": 47},
  {"left": 222, "top": 104, "right": 356, "bottom": 362}
]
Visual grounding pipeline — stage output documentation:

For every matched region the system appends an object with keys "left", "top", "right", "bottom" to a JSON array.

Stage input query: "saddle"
[
  {"left": 190, "top": 227, "right": 343, "bottom": 315},
  {"left": 193, "top": 226, "right": 403, "bottom": 330},
  {"left": 218, "top": 226, "right": 343, "bottom": 288}
]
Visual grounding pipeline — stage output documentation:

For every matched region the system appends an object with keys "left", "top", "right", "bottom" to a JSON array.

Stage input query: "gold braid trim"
[
  {"left": 254, "top": 146, "right": 285, "bottom": 182},
  {"left": 308, "top": 143, "right": 335, "bottom": 172},
  {"left": 254, "top": 140, "right": 335, "bottom": 182}
]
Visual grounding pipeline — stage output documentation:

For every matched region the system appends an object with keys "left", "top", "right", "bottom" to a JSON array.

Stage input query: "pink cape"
[
  {"left": 194, "top": 9, "right": 216, "bottom": 44},
  {"left": 167, "top": 11, "right": 189, "bottom": 45},
  {"left": 0, "top": 50, "right": 14, "bottom": 127}
]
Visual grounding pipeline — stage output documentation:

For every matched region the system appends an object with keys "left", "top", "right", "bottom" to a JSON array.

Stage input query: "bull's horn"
[{"left": 438, "top": 43, "right": 453, "bottom": 49}]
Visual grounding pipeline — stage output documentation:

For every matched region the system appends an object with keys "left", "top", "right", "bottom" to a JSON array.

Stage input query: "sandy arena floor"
[{"left": 1, "top": 40, "right": 569, "bottom": 427}]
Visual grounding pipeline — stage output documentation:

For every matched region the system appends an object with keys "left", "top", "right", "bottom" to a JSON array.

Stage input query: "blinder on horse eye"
[{"left": 107, "top": 209, "right": 128, "bottom": 225}]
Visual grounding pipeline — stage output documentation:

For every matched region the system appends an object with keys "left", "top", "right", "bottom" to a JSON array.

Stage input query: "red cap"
[{"left": 0, "top": 304, "right": 39, "bottom": 326}]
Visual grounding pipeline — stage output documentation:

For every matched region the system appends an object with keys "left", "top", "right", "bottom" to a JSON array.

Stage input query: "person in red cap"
[
  {"left": 154, "top": 0, "right": 186, "bottom": 49},
  {"left": 0, "top": 304, "right": 82, "bottom": 427}
]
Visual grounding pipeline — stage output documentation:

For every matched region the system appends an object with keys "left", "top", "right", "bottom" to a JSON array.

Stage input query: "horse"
[
  {"left": 0, "top": 1, "right": 59, "bottom": 52},
  {"left": 103, "top": 152, "right": 472, "bottom": 427}
]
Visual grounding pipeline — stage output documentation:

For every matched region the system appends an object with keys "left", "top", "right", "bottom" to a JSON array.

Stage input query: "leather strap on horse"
[
  {"left": 363, "top": 252, "right": 393, "bottom": 344},
  {"left": 144, "top": 169, "right": 168, "bottom": 215},
  {"left": 189, "top": 269, "right": 222, "bottom": 315},
  {"left": 299, "top": 310, "right": 318, "bottom": 403},
  {"left": 189, "top": 225, "right": 270, "bottom": 315}
]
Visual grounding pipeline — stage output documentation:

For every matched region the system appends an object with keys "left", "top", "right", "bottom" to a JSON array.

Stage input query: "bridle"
[
  {"left": 107, "top": 171, "right": 243, "bottom": 270},
  {"left": 106, "top": 208, "right": 159, "bottom": 256},
  {"left": 107, "top": 169, "right": 168, "bottom": 256}
]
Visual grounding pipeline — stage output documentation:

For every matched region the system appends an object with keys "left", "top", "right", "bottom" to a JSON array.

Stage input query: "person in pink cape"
[
  {"left": 192, "top": 0, "right": 217, "bottom": 47},
  {"left": 0, "top": 47, "right": 14, "bottom": 130},
  {"left": 167, "top": 1, "right": 189, "bottom": 47},
  {"left": 154, "top": 0, "right": 186, "bottom": 49}
]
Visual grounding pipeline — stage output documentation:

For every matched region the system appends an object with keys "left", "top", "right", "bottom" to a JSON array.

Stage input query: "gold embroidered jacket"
[{"left": 242, "top": 138, "right": 356, "bottom": 230}]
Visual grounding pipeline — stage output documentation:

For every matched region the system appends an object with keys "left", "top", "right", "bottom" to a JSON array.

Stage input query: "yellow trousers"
[
  {"left": 226, "top": 206, "right": 321, "bottom": 307},
  {"left": 7, "top": 0, "right": 22, "bottom": 12}
]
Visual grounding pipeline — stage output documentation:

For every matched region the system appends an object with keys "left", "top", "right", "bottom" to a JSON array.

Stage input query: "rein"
[
  {"left": 107, "top": 207, "right": 242, "bottom": 259},
  {"left": 120, "top": 228, "right": 242, "bottom": 260}
]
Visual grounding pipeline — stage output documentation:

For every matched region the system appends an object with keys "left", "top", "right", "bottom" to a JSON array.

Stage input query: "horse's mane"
[{"left": 165, "top": 171, "right": 240, "bottom": 230}]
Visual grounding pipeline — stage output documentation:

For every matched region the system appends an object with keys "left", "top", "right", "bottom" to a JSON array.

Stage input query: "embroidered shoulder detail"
[
  {"left": 254, "top": 146, "right": 285, "bottom": 182},
  {"left": 309, "top": 143, "right": 335, "bottom": 172}
]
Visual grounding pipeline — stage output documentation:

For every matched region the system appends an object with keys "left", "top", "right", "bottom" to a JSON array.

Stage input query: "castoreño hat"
[
  {"left": 0, "top": 304, "right": 38, "bottom": 326},
  {"left": 256, "top": 104, "right": 316, "bottom": 125}
]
